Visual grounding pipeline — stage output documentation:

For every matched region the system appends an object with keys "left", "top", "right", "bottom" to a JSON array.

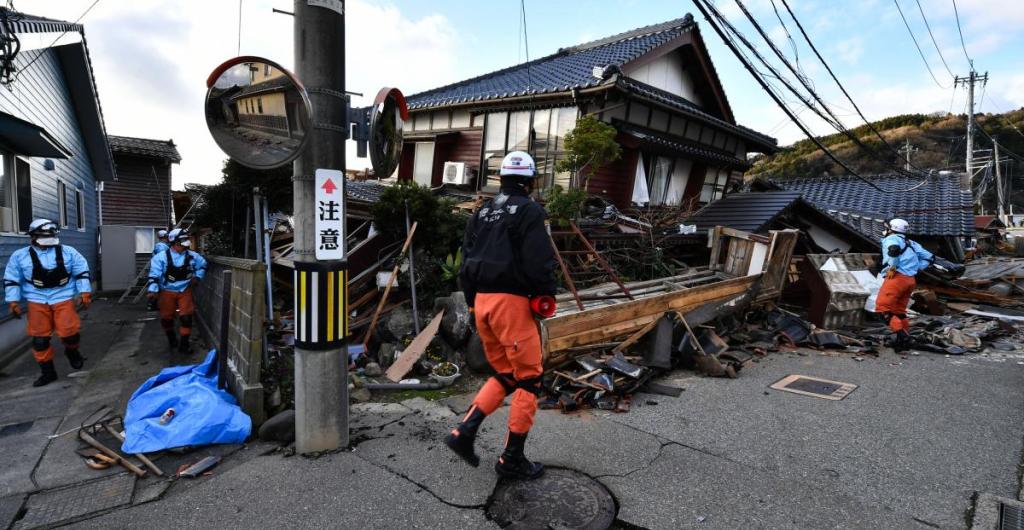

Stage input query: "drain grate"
[
  {"left": 13, "top": 473, "right": 134, "bottom": 529},
  {"left": 0, "top": 421, "right": 33, "bottom": 438},
  {"left": 487, "top": 468, "right": 616, "bottom": 530},
  {"left": 770, "top": 375, "right": 858, "bottom": 401},
  {"left": 1002, "top": 502, "right": 1024, "bottom": 530}
]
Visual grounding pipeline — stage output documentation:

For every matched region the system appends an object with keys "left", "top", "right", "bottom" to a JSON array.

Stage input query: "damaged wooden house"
[{"left": 395, "top": 13, "right": 777, "bottom": 208}]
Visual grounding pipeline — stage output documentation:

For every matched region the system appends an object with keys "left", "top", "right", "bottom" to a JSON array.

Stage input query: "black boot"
[
  {"left": 890, "top": 330, "right": 912, "bottom": 352},
  {"left": 33, "top": 361, "right": 58, "bottom": 387},
  {"left": 166, "top": 330, "right": 178, "bottom": 349},
  {"left": 444, "top": 406, "right": 486, "bottom": 467},
  {"left": 177, "top": 334, "right": 190, "bottom": 354},
  {"left": 64, "top": 348, "right": 84, "bottom": 370},
  {"left": 495, "top": 431, "right": 544, "bottom": 480}
]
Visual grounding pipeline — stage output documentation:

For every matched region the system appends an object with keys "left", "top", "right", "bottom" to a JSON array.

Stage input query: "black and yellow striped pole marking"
[{"left": 293, "top": 261, "right": 348, "bottom": 350}]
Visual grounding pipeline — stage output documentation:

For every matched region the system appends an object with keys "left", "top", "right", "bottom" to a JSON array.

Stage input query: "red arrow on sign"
[{"left": 321, "top": 178, "right": 337, "bottom": 194}]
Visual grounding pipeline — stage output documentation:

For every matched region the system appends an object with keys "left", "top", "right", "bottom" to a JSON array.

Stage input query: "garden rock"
[
  {"left": 383, "top": 308, "right": 415, "bottom": 342},
  {"left": 435, "top": 292, "right": 472, "bottom": 346},
  {"left": 352, "top": 387, "right": 372, "bottom": 403},
  {"left": 258, "top": 409, "right": 296, "bottom": 443},
  {"left": 378, "top": 343, "right": 399, "bottom": 368},
  {"left": 364, "top": 362, "right": 383, "bottom": 377}
]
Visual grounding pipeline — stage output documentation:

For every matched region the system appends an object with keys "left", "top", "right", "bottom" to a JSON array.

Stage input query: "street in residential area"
[{"left": 2, "top": 1, "right": 1024, "bottom": 529}]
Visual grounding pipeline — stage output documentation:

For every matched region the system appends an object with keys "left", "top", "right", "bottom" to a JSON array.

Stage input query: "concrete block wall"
[{"left": 195, "top": 256, "right": 266, "bottom": 425}]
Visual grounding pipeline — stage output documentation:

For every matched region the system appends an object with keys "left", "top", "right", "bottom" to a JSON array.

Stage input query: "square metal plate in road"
[
  {"left": 770, "top": 374, "right": 858, "bottom": 401},
  {"left": 1002, "top": 502, "right": 1024, "bottom": 530},
  {"left": 13, "top": 473, "right": 134, "bottom": 529}
]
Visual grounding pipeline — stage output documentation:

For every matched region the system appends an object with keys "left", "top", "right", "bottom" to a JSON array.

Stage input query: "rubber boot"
[
  {"left": 166, "top": 330, "right": 178, "bottom": 349},
  {"left": 33, "top": 361, "right": 58, "bottom": 387},
  {"left": 891, "top": 330, "right": 912, "bottom": 352},
  {"left": 444, "top": 406, "right": 486, "bottom": 467},
  {"left": 495, "top": 431, "right": 544, "bottom": 480},
  {"left": 64, "top": 348, "right": 84, "bottom": 370},
  {"left": 177, "top": 334, "right": 190, "bottom": 354}
]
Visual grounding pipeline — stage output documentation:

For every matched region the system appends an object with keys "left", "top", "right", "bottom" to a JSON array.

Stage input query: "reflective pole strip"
[{"left": 294, "top": 261, "right": 348, "bottom": 350}]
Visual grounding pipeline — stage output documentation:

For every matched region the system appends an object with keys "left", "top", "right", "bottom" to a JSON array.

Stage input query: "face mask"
[
  {"left": 36, "top": 237, "right": 60, "bottom": 247},
  {"left": 180, "top": 240, "right": 192, "bottom": 248}
]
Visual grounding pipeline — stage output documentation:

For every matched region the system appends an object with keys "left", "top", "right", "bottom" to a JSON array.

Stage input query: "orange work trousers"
[
  {"left": 27, "top": 300, "right": 81, "bottom": 362},
  {"left": 876, "top": 271, "right": 916, "bottom": 333},
  {"left": 159, "top": 288, "right": 195, "bottom": 336},
  {"left": 468, "top": 293, "right": 543, "bottom": 434}
]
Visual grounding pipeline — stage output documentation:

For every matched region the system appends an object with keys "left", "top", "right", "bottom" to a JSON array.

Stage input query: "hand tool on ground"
[
  {"left": 103, "top": 420, "right": 164, "bottom": 476},
  {"left": 78, "top": 429, "right": 146, "bottom": 477}
]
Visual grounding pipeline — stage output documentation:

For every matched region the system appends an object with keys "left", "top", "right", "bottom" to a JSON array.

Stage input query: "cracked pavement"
[{"left": 12, "top": 342, "right": 1022, "bottom": 529}]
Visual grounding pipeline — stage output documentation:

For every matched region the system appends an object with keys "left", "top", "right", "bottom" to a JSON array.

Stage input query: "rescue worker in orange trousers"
[
  {"left": 445, "top": 151, "right": 557, "bottom": 480},
  {"left": 875, "top": 218, "right": 934, "bottom": 350},
  {"left": 3, "top": 219, "right": 92, "bottom": 386},
  {"left": 147, "top": 228, "right": 207, "bottom": 354}
]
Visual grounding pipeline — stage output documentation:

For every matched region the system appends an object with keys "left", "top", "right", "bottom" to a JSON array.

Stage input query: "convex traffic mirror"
[
  {"left": 368, "top": 87, "right": 408, "bottom": 179},
  {"left": 205, "top": 56, "right": 312, "bottom": 170}
]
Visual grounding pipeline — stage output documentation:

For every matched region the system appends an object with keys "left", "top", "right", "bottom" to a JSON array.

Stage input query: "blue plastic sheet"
[{"left": 122, "top": 349, "right": 251, "bottom": 454}]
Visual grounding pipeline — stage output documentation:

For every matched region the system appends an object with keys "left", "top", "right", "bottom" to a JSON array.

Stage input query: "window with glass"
[
  {"left": 643, "top": 154, "right": 675, "bottom": 206},
  {"left": 0, "top": 153, "right": 31, "bottom": 233},
  {"left": 481, "top": 107, "right": 578, "bottom": 191},
  {"left": 75, "top": 189, "right": 85, "bottom": 229},
  {"left": 257, "top": 97, "right": 263, "bottom": 114},
  {"left": 412, "top": 142, "right": 435, "bottom": 186},
  {"left": 135, "top": 228, "right": 155, "bottom": 254},
  {"left": 699, "top": 168, "right": 730, "bottom": 204},
  {"left": 57, "top": 181, "right": 68, "bottom": 228}
]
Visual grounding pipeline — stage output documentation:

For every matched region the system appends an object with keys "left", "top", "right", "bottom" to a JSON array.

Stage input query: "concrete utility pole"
[
  {"left": 955, "top": 68, "right": 989, "bottom": 178},
  {"left": 293, "top": 0, "right": 348, "bottom": 453},
  {"left": 994, "top": 139, "right": 1005, "bottom": 219},
  {"left": 898, "top": 138, "right": 919, "bottom": 171}
]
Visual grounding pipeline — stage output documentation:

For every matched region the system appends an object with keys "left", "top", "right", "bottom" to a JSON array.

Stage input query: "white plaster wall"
[{"left": 625, "top": 53, "right": 702, "bottom": 106}]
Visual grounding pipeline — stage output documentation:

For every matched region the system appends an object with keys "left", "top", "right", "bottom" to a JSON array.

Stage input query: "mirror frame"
[
  {"left": 368, "top": 87, "right": 409, "bottom": 178},
  {"left": 205, "top": 56, "right": 313, "bottom": 170}
]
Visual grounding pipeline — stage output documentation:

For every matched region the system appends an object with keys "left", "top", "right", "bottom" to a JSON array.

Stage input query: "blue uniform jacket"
[
  {"left": 148, "top": 249, "right": 207, "bottom": 293},
  {"left": 4, "top": 245, "right": 91, "bottom": 304},
  {"left": 153, "top": 242, "right": 170, "bottom": 255},
  {"left": 881, "top": 234, "right": 934, "bottom": 276}
]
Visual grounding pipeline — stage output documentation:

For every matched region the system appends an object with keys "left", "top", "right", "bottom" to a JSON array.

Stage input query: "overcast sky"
[{"left": 24, "top": 0, "right": 1024, "bottom": 188}]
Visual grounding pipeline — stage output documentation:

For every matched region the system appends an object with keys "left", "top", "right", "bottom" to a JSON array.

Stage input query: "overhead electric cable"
[
  {"left": 913, "top": 0, "right": 955, "bottom": 78},
  {"left": 950, "top": 0, "right": 973, "bottom": 66},
  {"left": 892, "top": 0, "right": 951, "bottom": 88},
  {"left": 14, "top": 0, "right": 100, "bottom": 80}
]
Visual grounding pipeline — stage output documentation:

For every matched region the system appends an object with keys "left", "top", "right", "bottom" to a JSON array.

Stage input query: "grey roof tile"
[
  {"left": 108, "top": 135, "right": 181, "bottom": 162},
  {"left": 686, "top": 190, "right": 802, "bottom": 233}
]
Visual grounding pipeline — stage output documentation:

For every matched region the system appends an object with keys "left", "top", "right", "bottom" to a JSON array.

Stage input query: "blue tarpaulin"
[{"left": 122, "top": 349, "right": 251, "bottom": 454}]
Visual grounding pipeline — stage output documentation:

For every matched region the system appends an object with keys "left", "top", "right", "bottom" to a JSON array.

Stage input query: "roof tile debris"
[
  {"left": 108, "top": 135, "right": 181, "bottom": 162},
  {"left": 686, "top": 190, "right": 802, "bottom": 233}
]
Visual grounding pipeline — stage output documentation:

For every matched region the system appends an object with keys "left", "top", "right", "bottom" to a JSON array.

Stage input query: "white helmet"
[
  {"left": 28, "top": 219, "right": 58, "bottom": 236},
  {"left": 168, "top": 228, "right": 188, "bottom": 243},
  {"left": 499, "top": 151, "right": 536, "bottom": 178},
  {"left": 157, "top": 229, "right": 168, "bottom": 239},
  {"left": 887, "top": 218, "right": 910, "bottom": 234}
]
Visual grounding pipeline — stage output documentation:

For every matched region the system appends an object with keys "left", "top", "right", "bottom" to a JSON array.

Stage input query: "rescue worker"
[
  {"left": 147, "top": 228, "right": 206, "bottom": 354},
  {"left": 147, "top": 229, "right": 171, "bottom": 311},
  {"left": 153, "top": 229, "right": 170, "bottom": 255},
  {"left": 445, "top": 151, "right": 557, "bottom": 480},
  {"left": 876, "top": 218, "right": 933, "bottom": 350},
  {"left": 3, "top": 219, "right": 91, "bottom": 387}
]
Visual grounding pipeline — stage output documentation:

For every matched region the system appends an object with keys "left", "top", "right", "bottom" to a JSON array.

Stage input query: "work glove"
[
  {"left": 80, "top": 293, "right": 92, "bottom": 308},
  {"left": 8, "top": 301, "right": 22, "bottom": 318}
]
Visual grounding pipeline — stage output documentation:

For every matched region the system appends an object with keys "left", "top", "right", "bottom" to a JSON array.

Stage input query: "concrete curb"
[{"left": 971, "top": 493, "right": 1023, "bottom": 529}]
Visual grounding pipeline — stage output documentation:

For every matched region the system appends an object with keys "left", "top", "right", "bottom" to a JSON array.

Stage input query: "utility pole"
[
  {"left": 293, "top": 0, "right": 348, "bottom": 453},
  {"left": 994, "top": 139, "right": 1006, "bottom": 219},
  {"left": 954, "top": 68, "right": 989, "bottom": 178},
  {"left": 897, "top": 138, "right": 919, "bottom": 171}
]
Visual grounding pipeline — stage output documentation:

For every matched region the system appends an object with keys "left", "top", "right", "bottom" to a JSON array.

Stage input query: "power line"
[
  {"left": 985, "top": 96, "right": 1024, "bottom": 139},
  {"left": 950, "top": 0, "right": 973, "bottom": 67},
  {"left": 693, "top": 0, "right": 929, "bottom": 193},
  {"left": 892, "top": 0, "right": 951, "bottom": 88},
  {"left": 237, "top": 0, "right": 242, "bottom": 56},
  {"left": 14, "top": 0, "right": 100, "bottom": 81},
  {"left": 913, "top": 0, "right": 954, "bottom": 78}
]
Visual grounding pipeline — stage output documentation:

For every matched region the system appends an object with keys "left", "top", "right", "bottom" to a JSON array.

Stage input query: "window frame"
[
  {"left": 75, "top": 188, "right": 85, "bottom": 231},
  {"left": 57, "top": 180, "right": 69, "bottom": 229},
  {"left": 0, "top": 151, "right": 33, "bottom": 235},
  {"left": 257, "top": 97, "right": 263, "bottom": 114},
  {"left": 479, "top": 106, "right": 578, "bottom": 193}
]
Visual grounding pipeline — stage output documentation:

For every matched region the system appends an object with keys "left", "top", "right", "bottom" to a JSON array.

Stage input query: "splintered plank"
[{"left": 385, "top": 311, "right": 444, "bottom": 383}]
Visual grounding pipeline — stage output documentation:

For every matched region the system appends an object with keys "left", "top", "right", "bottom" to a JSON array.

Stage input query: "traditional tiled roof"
[
  {"left": 615, "top": 121, "right": 750, "bottom": 170},
  {"left": 405, "top": 16, "right": 696, "bottom": 110},
  {"left": 617, "top": 77, "right": 776, "bottom": 152},
  {"left": 686, "top": 190, "right": 801, "bottom": 232},
  {"left": 108, "top": 135, "right": 181, "bottom": 162},
  {"left": 773, "top": 172, "right": 973, "bottom": 238},
  {"left": 0, "top": 8, "right": 82, "bottom": 34},
  {"left": 346, "top": 180, "right": 389, "bottom": 203}
]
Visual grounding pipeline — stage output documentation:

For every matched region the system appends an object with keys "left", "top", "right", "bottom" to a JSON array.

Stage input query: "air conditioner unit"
[
  {"left": 442, "top": 161, "right": 469, "bottom": 185},
  {"left": 0, "top": 207, "right": 13, "bottom": 232}
]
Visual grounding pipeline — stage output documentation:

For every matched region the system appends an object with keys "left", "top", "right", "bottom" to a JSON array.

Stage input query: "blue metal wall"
[{"left": 0, "top": 46, "right": 100, "bottom": 317}]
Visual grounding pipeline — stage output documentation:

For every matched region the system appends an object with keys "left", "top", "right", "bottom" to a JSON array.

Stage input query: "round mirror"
[
  {"left": 205, "top": 56, "right": 312, "bottom": 170},
  {"left": 369, "top": 87, "right": 409, "bottom": 178}
]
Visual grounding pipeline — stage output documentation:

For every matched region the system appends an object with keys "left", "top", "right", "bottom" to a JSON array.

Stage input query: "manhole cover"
[
  {"left": 770, "top": 374, "right": 857, "bottom": 400},
  {"left": 487, "top": 468, "right": 616, "bottom": 530},
  {"left": 14, "top": 474, "right": 134, "bottom": 529},
  {"left": 1002, "top": 502, "right": 1024, "bottom": 530}
]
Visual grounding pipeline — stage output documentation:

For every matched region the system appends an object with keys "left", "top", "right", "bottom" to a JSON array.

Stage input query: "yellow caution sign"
[{"left": 294, "top": 261, "right": 348, "bottom": 350}]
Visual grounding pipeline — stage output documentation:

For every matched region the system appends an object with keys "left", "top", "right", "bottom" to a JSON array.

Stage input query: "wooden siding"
[
  {"left": 589, "top": 147, "right": 640, "bottom": 208},
  {"left": 0, "top": 47, "right": 100, "bottom": 304},
  {"left": 103, "top": 154, "right": 173, "bottom": 226},
  {"left": 398, "top": 128, "right": 483, "bottom": 188}
]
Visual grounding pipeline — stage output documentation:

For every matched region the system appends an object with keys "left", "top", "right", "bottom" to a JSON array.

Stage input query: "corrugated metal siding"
[
  {"left": 103, "top": 155, "right": 172, "bottom": 226},
  {"left": 0, "top": 47, "right": 100, "bottom": 310}
]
